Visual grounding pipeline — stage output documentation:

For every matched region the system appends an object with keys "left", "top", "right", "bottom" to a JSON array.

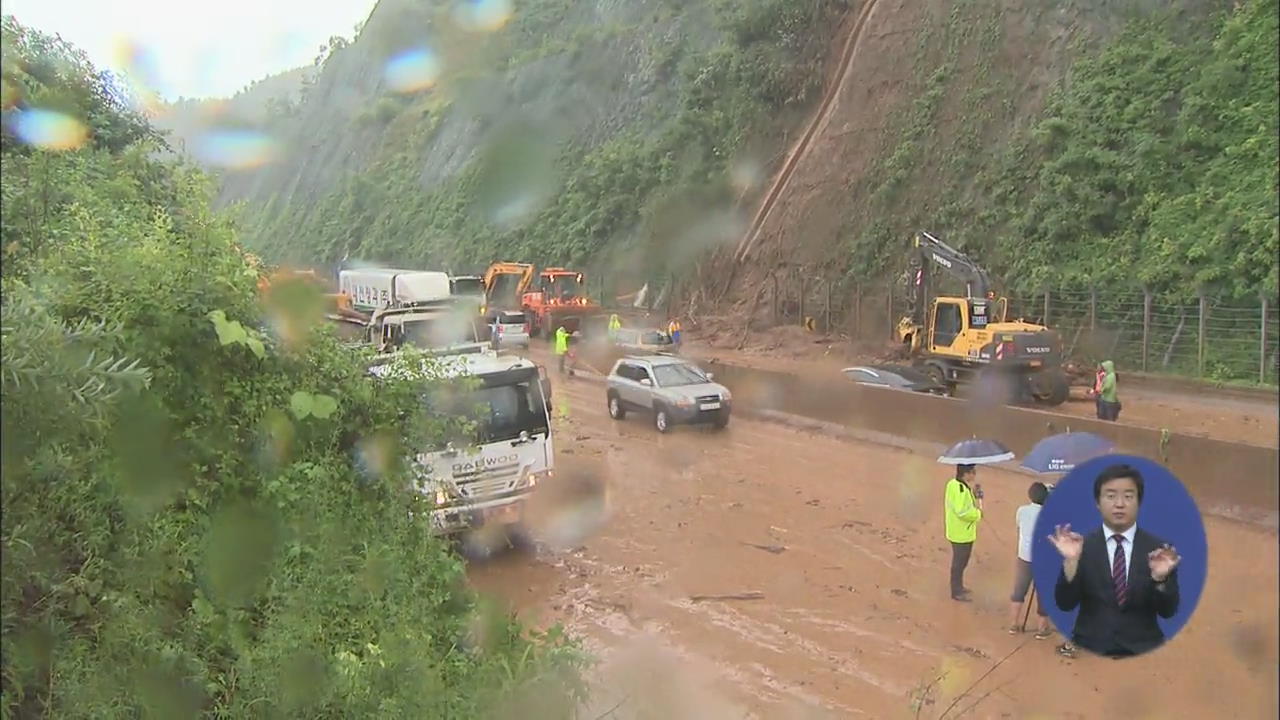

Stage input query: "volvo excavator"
[{"left": 895, "top": 231, "right": 1070, "bottom": 406}]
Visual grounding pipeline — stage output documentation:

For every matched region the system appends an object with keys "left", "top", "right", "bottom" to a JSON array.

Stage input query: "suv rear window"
[{"left": 498, "top": 313, "right": 527, "bottom": 324}]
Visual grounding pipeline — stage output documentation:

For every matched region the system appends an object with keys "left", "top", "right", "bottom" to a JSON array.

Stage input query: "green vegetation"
[
  {"left": 241, "top": 0, "right": 847, "bottom": 289},
  {"left": 2, "top": 16, "right": 582, "bottom": 717},
  {"left": 849, "top": 0, "right": 1278, "bottom": 303}
]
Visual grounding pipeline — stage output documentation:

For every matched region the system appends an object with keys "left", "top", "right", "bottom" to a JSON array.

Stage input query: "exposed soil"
[{"left": 469, "top": 363, "right": 1280, "bottom": 718}]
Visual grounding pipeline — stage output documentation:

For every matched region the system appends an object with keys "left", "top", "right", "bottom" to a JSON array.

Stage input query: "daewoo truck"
[{"left": 368, "top": 349, "right": 554, "bottom": 537}]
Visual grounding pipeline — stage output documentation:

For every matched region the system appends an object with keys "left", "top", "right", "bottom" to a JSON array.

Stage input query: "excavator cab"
[{"left": 928, "top": 298, "right": 967, "bottom": 354}]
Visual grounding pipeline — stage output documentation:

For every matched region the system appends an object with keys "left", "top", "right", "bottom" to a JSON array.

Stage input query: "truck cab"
[{"left": 368, "top": 350, "right": 554, "bottom": 537}]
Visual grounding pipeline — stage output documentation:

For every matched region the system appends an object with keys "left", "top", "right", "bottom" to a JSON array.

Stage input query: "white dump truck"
[
  {"left": 449, "top": 274, "right": 485, "bottom": 306},
  {"left": 339, "top": 268, "right": 452, "bottom": 313},
  {"left": 369, "top": 349, "right": 554, "bottom": 537},
  {"left": 337, "top": 268, "right": 488, "bottom": 352}
]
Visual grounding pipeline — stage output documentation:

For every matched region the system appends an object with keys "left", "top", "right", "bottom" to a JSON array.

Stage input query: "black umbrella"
[{"left": 937, "top": 437, "right": 1015, "bottom": 465}]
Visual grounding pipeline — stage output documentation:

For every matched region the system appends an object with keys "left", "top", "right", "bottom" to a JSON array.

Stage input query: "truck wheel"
[
  {"left": 976, "top": 367, "right": 1019, "bottom": 404},
  {"left": 608, "top": 393, "right": 626, "bottom": 420},
  {"left": 923, "top": 362, "right": 954, "bottom": 396},
  {"left": 1030, "top": 368, "right": 1070, "bottom": 406},
  {"left": 654, "top": 407, "right": 671, "bottom": 433}
]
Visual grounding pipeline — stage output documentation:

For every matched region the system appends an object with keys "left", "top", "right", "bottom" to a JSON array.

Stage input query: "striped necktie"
[{"left": 1111, "top": 535, "right": 1128, "bottom": 607}]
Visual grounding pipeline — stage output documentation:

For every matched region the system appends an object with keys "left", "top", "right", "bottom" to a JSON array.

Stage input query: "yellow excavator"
[{"left": 895, "top": 231, "right": 1070, "bottom": 406}]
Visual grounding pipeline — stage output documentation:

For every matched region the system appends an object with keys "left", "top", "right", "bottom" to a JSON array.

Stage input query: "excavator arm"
[
  {"left": 907, "top": 230, "right": 993, "bottom": 326},
  {"left": 482, "top": 262, "right": 535, "bottom": 311}
]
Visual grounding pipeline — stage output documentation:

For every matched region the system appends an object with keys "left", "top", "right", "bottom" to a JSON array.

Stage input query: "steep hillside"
[
  {"left": 178, "top": 0, "right": 849, "bottom": 286},
  {"left": 188, "top": 0, "right": 1276, "bottom": 308}
]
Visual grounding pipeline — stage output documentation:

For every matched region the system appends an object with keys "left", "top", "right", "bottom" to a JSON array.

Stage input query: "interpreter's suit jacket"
[{"left": 1054, "top": 527, "right": 1180, "bottom": 656}]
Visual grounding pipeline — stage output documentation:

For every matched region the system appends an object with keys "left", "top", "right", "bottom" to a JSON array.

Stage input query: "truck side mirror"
[{"left": 639, "top": 378, "right": 652, "bottom": 387}]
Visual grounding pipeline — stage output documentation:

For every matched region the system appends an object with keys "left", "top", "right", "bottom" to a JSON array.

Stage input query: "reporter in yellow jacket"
[{"left": 945, "top": 464, "right": 983, "bottom": 601}]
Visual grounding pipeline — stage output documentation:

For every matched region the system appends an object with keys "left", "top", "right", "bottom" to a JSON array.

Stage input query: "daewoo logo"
[{"left": 452, "top": 454, "right": 519, "bottom": 473}]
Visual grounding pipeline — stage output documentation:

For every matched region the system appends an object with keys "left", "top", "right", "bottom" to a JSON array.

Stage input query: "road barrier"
[{"left": 701, "top": 360, "right": 1279, "bottom": 528}]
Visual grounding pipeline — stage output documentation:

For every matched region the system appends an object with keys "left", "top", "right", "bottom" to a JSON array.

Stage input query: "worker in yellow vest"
[
  {"left": 554, "top": 325, "right": 569, "bottom": 374},
  {"left": 944, "top": 464, "right": 983, "bottom": 602},
  {"left": 667, "top": 317, "right": 682, "bottom": 351},
  {"left": 608, "top": 313, "right": 622, "bottom": 341}
]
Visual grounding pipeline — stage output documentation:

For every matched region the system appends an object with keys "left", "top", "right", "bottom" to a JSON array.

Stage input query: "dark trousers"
[
  {"left": 557, "top": 353, "right": 566, "bottom": 373},
  {"left": 950, "top": 541, "right": 973, "bottom": 597},
  {"left": 1099, "top": 399, "right": 1121, "bottom": 421}
]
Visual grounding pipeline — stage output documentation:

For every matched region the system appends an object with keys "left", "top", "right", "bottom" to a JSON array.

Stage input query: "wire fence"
[{"left": 751, "top": 272, "right": 1280, "bottom": 386}]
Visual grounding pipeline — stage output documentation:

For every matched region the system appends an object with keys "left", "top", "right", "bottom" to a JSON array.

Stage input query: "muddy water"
[{"left": 469, "top": 357, "right": 1279, "bottom": 719}]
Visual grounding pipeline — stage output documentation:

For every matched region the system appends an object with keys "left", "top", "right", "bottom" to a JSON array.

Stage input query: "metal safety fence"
[{"left": 754, "top": 270, "right": 1280, "bottom": 386}]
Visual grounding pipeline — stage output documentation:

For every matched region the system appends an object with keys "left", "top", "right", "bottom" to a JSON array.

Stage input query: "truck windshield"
[
  {"left": 451, "top": 277, "right": 484, "bottom": 297},
  {"left": 428, "top": 371, "right": 549, "bottom": 444},
  {"left": 653, "top": 363, "right": 707, "bottom": 387},
  {"left": 488, "top": 273, "right": 523, "bottom": 308},
  {"left": 545, "top": 274, "right": 583, "bottom": 300},
  {"left": 399, "top": 314, "right": 477, "bottom": 348}
]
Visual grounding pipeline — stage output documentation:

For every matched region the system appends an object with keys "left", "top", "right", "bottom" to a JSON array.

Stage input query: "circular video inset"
[{"left": 1030, "top": 454, "right": 1208, "bottom": 658}]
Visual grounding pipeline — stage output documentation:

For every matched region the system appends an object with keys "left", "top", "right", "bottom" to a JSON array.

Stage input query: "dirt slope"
[{"left": 716, "top": 0, "right": 1220, "bottom": 303}]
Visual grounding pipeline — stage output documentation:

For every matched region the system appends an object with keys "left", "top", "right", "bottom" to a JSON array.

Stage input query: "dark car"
[{"left": 841, "top": 364, "right": 946, "bottom": 394}]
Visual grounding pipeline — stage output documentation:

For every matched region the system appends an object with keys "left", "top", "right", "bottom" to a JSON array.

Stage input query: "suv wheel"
[
  {"left": 713, "top": 410, "right": 730, "bottom": 429},
  {"left": 654, "top": 407, "right": 671, "bottom": 433},
  {"left": 608, "top": 393, "right": 626, "bottom": 420}
]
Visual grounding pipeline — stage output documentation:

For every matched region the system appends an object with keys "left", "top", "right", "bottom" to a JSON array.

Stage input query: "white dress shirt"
[{"left": 1105, "top": 523, "right": 1138, "bottom": 580}]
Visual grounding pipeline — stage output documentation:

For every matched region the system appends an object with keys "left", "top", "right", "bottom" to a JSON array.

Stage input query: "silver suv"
[{"left": 606, "top": 355, "right": 732, "bottom": 432}]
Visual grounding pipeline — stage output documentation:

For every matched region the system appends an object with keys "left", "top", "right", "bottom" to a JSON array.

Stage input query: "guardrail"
[{"left": 700, "top": 360, "right": 1279, "bottom": 528}]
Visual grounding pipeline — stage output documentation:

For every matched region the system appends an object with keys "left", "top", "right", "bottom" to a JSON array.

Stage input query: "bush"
[{"left": 1, "top": 17, "right": 584, "bottom": 718}]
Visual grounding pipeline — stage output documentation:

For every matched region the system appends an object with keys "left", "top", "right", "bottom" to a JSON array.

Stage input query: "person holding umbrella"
[
  {"left": 945, "top": 464, "right": 983, "bottom": 601},
  {"left": 1019, "top": 429, "right": 1116, "bottom": 657},
  {"left": 1010, "top": 481, "right": 1053, "bottom": 637},
  {"left": 938, "top": 438, "right": 1014, "bottom": 602}
]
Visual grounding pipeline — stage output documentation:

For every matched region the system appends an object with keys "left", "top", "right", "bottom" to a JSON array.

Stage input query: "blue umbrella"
[
  {"left": 937, "top": 438, "right": 1015, "bottom": 465},
  {"left": 1020, "top": 431, "right": 1114, "bottom": 475}
]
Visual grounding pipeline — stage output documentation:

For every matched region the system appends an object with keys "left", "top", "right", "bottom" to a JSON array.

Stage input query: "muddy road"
[{"left": 470, "top": 363, "right": 1279, "bottom": 719}]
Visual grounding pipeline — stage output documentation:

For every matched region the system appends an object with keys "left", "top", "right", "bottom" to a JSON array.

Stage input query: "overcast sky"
[{"left": 6, "top": 0, "right": 380, "bottom": 100}]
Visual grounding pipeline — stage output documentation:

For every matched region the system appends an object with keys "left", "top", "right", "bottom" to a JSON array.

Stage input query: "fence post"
[
  {"left": 855, "top": 283, "right": 863, "bottom": 341},
  {"left": 798, "top": 273, "right": 807, "bottom": 327},
  {"left": 1197, "top": 293, "right": 1207, "bottom": 378},
  {"left": 1043, "top": 290, "right": 1051, "bottom": 326},
  {"left": 887, "top": 286, "right": 895, "bottom": 341},
  {"left": 1141, "top": 291, "right": 1151, "bottom": 373},
  {"left": 826, "top": 279, "right": 832, "bottom": 333},
  {"left": 1261, "top": 295, "right": 1269, "bottom": 385},
  {"left": 771, "top": 272, "right": 779, "bottom": 324},
  {"left": 1089, "top": 289, "right": 1096, "bottom": 332}
]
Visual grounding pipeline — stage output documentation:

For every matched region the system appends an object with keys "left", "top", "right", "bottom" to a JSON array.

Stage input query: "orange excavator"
[
  {"left": 481, "top": 262, "right": 536, "bottom": 319},
  {"left": 480, "top": 262, "right": 606, "bottom": 339},
  {"left": 520, "top": 267, "right": 605, "bottom": 339}
]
